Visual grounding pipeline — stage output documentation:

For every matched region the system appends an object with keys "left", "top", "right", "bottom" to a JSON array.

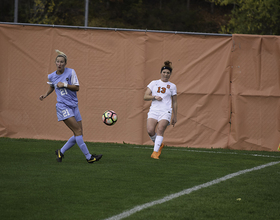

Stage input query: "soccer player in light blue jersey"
[
  {"left": 144, "top": 61, "right": 177, "bottom": 159},
  {"left": 40, "top": 50, "right": 102, "bottom": 163}
]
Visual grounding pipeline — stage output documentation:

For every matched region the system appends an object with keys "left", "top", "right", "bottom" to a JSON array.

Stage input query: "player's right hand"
[{"left": 154, "top": 96, "right": 162, "bottom": 101}]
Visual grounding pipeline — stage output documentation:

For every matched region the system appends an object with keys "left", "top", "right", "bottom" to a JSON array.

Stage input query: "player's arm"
[
  {"left": 144, "top": 88, "right": 162, "bottom": 101},
  {"left": 171, "top": 95, "right": 177, "bottom": 126},
  {"left": 58, "top": 69, "right": 79, "bottom": 91},
  {"left": 57, "top": 82, "right": 79, "bottom": 91},
  {"left": 39, "top": 85, "right": 54, "bottom": 101}
]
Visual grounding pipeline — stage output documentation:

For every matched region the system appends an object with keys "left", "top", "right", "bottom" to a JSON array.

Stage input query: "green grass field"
[{"left": 1, "top": 137, "right": 280, "bottom": 220}]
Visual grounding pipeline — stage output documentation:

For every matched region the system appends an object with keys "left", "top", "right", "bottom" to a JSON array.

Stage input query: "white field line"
[
  {"left": 132, "top": 146, "right": 280, "bottom": 159},
  {"left": 104, "top": 161, "right": 280, "bottom": 220}
]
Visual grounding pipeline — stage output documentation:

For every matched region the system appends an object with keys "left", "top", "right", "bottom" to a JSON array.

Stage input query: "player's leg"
[
  {"left": 61, "top": 136, "right": 76, "bottom": 154},
  {"left": 55, "top": 135, "right": 76, "bottom": 162},
  {"left": 65, "top": 119, "right": 89, "bottom": 159},
  {"left": 55, "top": 124, "right": 81, "bottom": 162},
  {"left": 156, "top": 111, "right": 172, "bottom": 157},
  {"left": 154, "top": 119, "right": 169, "bottom": 152},
  {"left": 147, "top": 118, "right": 158, "bottom": 142},
  {"left": 55, "top": 105, "right": 79, "bottom": 162},
  {"left": 63, "top": 117, "right": 102, "bottom": 163},
  {"left": 147, "top": 118, "right": 160, "bottom": 159},
  {"left": 63, "top": 116, "right": 82, "bottom": 136},
  {"left": 77, "top": 120, "right": 83, "bottom": 136},
  {"left": 60, "top": 108, "right": 82, "bottom": 154},
  {"left": 63, "top": 117, "right": 91, "bottom": 158},
  {"left": 73, "top": 107, "right": 102, "bottom": 163}
]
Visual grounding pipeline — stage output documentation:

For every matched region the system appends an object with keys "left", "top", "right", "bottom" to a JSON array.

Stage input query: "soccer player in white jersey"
[
  {"left": 39, "top": 50, "right": 102, "bottom": 163},
  {"left": 144, "top": 61, "right": 178, "bottom": 159}
]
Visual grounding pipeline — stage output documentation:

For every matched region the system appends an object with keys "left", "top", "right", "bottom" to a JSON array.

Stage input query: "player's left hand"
[{"left": 171, "top": 118, "right": 177, "bottom": 127}]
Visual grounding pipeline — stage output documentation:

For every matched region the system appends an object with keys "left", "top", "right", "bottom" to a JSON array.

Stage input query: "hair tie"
[{"left": 161, "top": 66, "right": 172, "bottom": 73}]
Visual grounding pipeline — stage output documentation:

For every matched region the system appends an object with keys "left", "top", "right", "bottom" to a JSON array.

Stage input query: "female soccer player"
[
  {"left": 144, "top": 61, "right": 177, "bottom": 159},
  {"left": 39, "top": 50, "right": 102, "bottom": 163}
]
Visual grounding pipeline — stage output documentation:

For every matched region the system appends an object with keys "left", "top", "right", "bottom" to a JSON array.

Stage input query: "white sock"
[
  {"left": 149, "top": 133, "right": 157, "bottom": 143},
  {"left": 154, "top": 135, "right": 163, "bottom": 152}
]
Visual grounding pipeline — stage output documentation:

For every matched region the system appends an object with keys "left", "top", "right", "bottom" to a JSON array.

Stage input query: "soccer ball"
[{"left": 102, "top": 110, "right": 118, "bottom": 126}]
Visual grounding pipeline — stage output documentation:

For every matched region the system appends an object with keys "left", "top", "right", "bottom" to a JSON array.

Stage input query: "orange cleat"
[
  {"left": 151, "top": 151, "right": 159, "bottom": 159},
  {"left": 158, "top": 143, "right": 164, "bottom": 157}
]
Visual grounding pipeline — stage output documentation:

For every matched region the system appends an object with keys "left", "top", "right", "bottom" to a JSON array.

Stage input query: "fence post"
[
  {"left": 14, "top": 0, "right": 18, "bottom": 23},
  {"left": 85, "top": 0, "right": 89, "bottom": 27}
]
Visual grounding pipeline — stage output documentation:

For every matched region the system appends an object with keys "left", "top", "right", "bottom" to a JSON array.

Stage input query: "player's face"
[
  {"left": 161, "top": 69, "right": 171, "bottom": 82},
  {"left": 55, "top": 57, "right": 66, "bottom": 73}
]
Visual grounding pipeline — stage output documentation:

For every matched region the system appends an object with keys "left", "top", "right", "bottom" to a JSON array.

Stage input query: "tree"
[
  {"left": 0, "top": 0, "right": 14, "bottom": 22},
  {"left": 28, "top": 0, "right": 85, "bottom": 25},
  {"left": 0, "top": 0, "right": 233, "bottom": 34},
  {"left": 29, "top": 0, "right": 58, "bottom": 24},
  {"left": 210, "top": 0, "right": 280, "bottom": 35}
]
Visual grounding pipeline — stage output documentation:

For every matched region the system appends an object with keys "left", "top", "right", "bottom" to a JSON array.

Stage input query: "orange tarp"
[{"left": 0, "top": 24, "right": 279, "bottom": 151}]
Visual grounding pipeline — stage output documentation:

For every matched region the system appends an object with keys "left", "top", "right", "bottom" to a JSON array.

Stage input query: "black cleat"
[
  {"left": 87, "top": 154, "right": 103, "bottom": 163},
  {"left": 55, "top": 149, "right": 64, "bottom": 162}
]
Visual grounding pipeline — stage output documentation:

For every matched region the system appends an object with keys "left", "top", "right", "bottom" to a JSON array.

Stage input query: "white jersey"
[{"left": 147, "top": 79, "right": 177, "bottom": 112}]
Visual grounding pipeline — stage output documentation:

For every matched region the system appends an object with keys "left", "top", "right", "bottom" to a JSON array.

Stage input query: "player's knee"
[
  {"left": 156, "top": 127, "right": 166, "bottom": 136},
  {"left": 147, "top": 128, "right": 155, "bottom": 137},
  {"left": 73, "top": 128, "right": 82, "bottom": 136}
]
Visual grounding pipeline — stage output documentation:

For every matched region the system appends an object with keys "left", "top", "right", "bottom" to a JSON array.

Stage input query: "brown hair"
[{"left": 161, "top": 60, "right": 173, "bottom": 73}]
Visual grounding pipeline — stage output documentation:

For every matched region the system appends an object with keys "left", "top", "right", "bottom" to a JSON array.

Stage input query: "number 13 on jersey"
[{"left": 157, "top": 87, "right": 166, "bottom": 94}]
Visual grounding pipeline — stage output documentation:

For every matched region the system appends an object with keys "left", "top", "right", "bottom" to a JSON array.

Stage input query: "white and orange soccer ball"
[{"left": 102, "top": 110, "right": 118, "bottom": 126}]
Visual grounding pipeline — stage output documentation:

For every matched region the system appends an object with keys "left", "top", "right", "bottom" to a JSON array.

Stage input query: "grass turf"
[{"left": 0, "top": 137, "right": 280, "bottom": 220}]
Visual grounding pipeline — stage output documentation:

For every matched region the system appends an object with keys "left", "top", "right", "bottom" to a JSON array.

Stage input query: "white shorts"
[{"left": 147, "top": 109, "right": 172, "bottom": 123}]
